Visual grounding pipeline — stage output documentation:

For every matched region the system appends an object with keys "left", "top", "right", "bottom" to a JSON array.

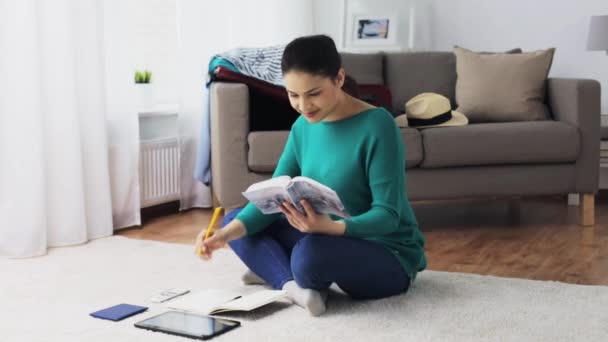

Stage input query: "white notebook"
[{"left": 166, "top": 289, "right": 289, "bottom": 315}]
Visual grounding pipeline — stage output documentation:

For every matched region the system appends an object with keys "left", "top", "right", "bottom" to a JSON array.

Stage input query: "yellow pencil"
[{"left": 198, "top": 207, "right": 223, "bottom": 255}]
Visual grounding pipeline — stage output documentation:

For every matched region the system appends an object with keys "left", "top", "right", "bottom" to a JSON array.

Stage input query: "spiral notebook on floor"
[{"left": 166, "top": 289, "right": 289, "bottom": 315}]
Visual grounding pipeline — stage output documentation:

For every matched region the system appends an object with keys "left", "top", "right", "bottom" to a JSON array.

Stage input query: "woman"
[{"left": 195, "top": 35, "right": 426, "bottom": 316}]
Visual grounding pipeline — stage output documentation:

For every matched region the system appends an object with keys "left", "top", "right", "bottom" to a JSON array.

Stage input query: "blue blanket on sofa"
[{"left": 194, "top": 45, "right": 286, "bottom": 186}]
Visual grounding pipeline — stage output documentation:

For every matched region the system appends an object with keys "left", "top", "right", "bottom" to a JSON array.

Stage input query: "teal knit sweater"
[{"left": 236, "top": 108, "right": 427, "bottom": 281}]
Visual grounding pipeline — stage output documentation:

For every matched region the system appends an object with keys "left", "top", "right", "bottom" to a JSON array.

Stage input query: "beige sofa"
[{"left": 210, "top": 52, "right": 601, "bottom": 226}]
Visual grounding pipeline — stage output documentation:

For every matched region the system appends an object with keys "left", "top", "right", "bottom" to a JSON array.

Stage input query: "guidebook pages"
[
  {"left": 241, "top": 176, "right": 350, "bottom": 218},
  {"left": 166, "top": 289, "right": 289, "bottom": 315}
]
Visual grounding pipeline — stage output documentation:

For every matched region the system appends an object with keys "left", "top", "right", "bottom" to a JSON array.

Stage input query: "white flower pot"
[{"left": 137, "top": 83, "right": 155, "bottom": 110}]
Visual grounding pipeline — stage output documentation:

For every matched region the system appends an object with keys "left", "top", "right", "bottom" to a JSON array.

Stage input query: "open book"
[
  {"left": 166, "top": 289, "right": 289, "bottom": 315},
  {"left": 242, "top": 176, "right": 350, "bottom": 218}
]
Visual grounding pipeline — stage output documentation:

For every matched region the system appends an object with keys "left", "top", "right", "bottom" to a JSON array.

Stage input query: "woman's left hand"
[{"left": 280, "top": 200, "right": 345, "bottom": 236}]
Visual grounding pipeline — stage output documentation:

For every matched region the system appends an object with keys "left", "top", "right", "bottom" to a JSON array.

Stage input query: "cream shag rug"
[{"left": 1, "top": 236, "right": 607, "bottom": 342}]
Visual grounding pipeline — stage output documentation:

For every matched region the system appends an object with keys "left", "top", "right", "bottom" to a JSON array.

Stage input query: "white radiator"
[{"left": 139, "top": 138, "right": 180, "bottom": 208}]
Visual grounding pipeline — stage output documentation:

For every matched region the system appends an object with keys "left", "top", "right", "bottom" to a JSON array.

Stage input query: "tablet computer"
[{"left": 134, "top": 310, "right": 240, "bottom": 340}]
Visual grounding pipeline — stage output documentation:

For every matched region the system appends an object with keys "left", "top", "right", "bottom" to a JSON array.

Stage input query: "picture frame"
[
  {"left": 339, "top": 0, "right": 409, "bottom": 52},
  {"left": 350, "top": 15, "right": 398, "bottom": 47}
]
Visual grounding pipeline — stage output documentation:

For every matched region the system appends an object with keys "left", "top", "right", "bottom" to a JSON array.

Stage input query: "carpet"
[{"left": 2, "top": 236, "right": 606, "bottom": 342}]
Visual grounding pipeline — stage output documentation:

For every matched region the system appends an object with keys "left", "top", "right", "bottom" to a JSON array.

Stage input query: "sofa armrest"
[
  {"left": 547, "top": 78, "right": 601, "bottom": 193},
  {"left": 209, "top": 82, "right": 258, "bottom": 210}
]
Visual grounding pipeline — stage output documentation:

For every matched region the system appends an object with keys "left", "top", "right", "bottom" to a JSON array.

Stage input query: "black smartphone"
[{"left": 134, "top": 310, "right": 240, "bottom": 340}]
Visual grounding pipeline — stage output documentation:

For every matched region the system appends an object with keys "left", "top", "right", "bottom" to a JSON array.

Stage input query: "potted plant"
[{"left": 135, "top": 69, "right": 154, "bottom": 110}]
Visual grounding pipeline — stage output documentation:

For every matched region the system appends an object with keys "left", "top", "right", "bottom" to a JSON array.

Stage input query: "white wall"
[
  {"left": 175, "top": 0, "right": 314, "bottom": 208},
  {"left": 103, "top": 0, "right": 141, "bottom": 227},
  {"left": 176, "top": 0, "right": 314, "bottom": 128},
  {"left": 426, "top": 0, "right": 608, "bottom": 114},
  {"left": 132, "top": 0, "right": 179, "bottom": 106},
  {"left": 130, "top": 0, "right": 315, "bottom": 108},
  {"left": 314, "top": 0, "right": 608, "bottom": 114}
]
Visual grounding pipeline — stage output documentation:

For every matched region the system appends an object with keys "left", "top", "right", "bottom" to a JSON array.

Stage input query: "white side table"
[{"left": 138, "top": 105, "right": 180, "bottom": 208}]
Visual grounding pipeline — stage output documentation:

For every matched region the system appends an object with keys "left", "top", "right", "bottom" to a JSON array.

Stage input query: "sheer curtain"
[
  {"left": 0, "top": 0, "right": 316, "bottom": 257},
  {"left": 103, "top": 0, "right": 141, "bottom": 229},
  {"left": 0, "top": 0, "right": 113, "bottom": 257},
  {"left": 176, "top": 0, "right": 314, "bottom": 209}
]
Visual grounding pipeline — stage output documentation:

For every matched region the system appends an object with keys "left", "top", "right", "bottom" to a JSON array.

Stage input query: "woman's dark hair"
[
  {"left": 281, "top": 35, "right": 342, "bottom": 78},
  {"left": 342, "top": 75, "right": 360, "bottom": 98}
]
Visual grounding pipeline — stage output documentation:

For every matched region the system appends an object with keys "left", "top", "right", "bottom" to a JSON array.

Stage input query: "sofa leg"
[{"left": 580, "top": 193, "right": 595, "bottom": 227}]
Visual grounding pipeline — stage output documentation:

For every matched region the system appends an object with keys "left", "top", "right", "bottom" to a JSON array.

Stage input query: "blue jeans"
[{"left": 222, "top": 208, "right": 411, "bottom": 300}]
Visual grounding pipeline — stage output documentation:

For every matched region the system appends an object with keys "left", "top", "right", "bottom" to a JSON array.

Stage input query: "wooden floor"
[{"left": 118, "top": 192, "right": 608, "bottom": 286}]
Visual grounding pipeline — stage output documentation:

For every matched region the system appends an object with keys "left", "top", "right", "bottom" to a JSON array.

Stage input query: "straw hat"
[
  {"left": 394, "top": 114, "right": 409, "bottom": 127},
  {"left": 405, "top": 93, "right": 468, "bottom": 128}
]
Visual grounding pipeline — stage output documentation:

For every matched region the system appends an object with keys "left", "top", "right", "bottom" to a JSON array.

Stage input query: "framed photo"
[
  {"left": 350, "top": 15, "right": 398, "bottom": 47},
  {"left": 339, "top": 0, "right": 409, "bottom": 52}
]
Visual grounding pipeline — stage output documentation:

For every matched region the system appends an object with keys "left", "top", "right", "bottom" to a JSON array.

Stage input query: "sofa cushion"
[
  {"left": 248, "top": 131, "right": 290, "bottom": 172},
  {"left": 601, "top": 125, "right": 608, "bottom": 140},
  {"left": 247, "top": 128, "right": 423, "bottom": 173},
  {"left": 420, "top": 121, "right": 579, "bottom": 168},
  {"left": 385, "top": 52, "right": 457, "bottom": 116},
  {"left": 401, "top": 128, "right": 423, "bottom": 168},
  {"left": 454, "top": 46, "right": 555, "bottom": 123},
  {"left": 340, "top": 52, "right": 384, "bottom": 84}
]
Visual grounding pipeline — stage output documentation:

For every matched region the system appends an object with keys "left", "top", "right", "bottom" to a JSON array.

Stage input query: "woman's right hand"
[
  {"left": 195, "top": 219, "right": 247, "bottom": 260},
  {"left": 195, "top": 229, "right": 227, "bottom": 260}
]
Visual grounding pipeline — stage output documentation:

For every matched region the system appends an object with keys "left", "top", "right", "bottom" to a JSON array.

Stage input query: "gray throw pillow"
[{"left": 454, "top": 46, "right": 555, "bottom": 123}]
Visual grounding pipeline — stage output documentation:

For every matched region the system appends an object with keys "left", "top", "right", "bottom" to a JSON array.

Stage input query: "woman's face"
[{"left": 283, "top": 69, "right": 345, "bottom": 123}]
